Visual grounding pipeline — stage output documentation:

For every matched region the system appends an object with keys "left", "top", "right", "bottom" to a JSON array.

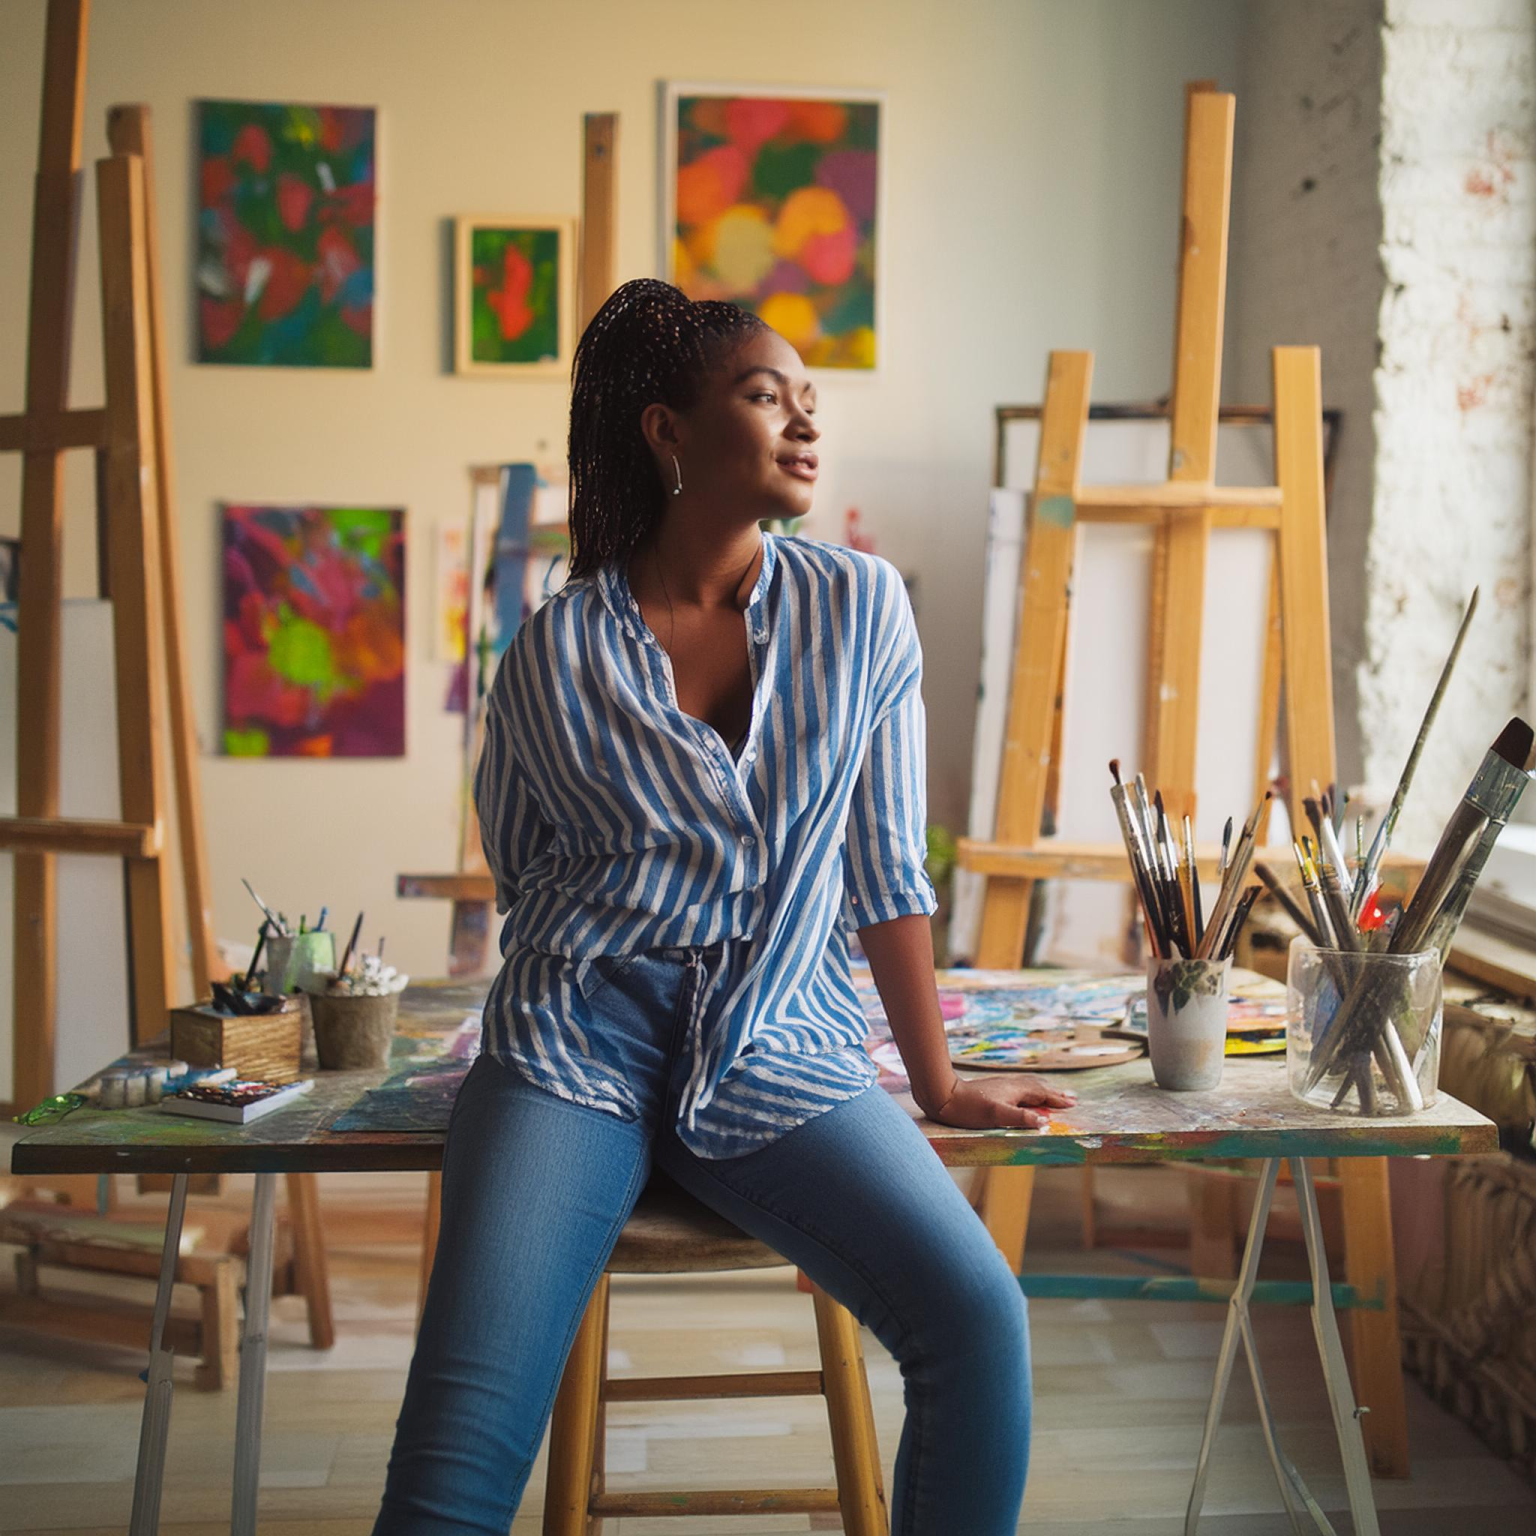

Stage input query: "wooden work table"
[
  {"left": 6, "top": 976, "right": 1499, "bottom": 1536},
  {"left": 10, "top": 978, "right": 1493, "bottom": 1175}
]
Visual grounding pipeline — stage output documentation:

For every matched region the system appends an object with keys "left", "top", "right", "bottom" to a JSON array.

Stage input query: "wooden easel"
[
  {"left": 397, "top": 111, "right": 617, "bottom": 986},
  {"left": 404, "top": 111, "right": 619, "bottom": 1315},
  {"left": 956, "top": 86, "right": 1411, "bottom": 1477},
  {"left": 1, "top": 0, "right": 335, "bottom": 1355},
  {"left": 1, "top": 0, "right": 217, "bottom": 1121}
]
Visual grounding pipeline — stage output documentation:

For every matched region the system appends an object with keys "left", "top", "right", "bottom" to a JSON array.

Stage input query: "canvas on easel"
[{"left": 954, "top": 84, "right": 1415, "bottom": 1480}]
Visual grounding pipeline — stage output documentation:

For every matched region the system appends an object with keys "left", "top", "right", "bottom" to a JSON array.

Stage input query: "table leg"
[
  {"left": 1293, "top": 1157, "right": 1381, "bottom": 1536},
  {"left": 1185, "top": 1159, "right": 1347, "bottom": 1536},
  {"left": 1185, "top": 1159, "right": 1280, "bottom": 1534},
  {"left": 128, "top": 1173, "right": 188, "bottom": 1536},
  {"left": 232, "top": 1173, "right": 277, "bottom": 1536}
]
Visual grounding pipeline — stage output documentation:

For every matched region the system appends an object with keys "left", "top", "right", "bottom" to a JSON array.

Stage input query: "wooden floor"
[{"left": 1, "top": 1166, "right": 1532, "bottom": 1534}]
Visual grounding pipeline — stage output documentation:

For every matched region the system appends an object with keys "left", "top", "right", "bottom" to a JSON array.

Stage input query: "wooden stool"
[{"left": 542, "top": 1170, "right": 888, "bottom": 1535}]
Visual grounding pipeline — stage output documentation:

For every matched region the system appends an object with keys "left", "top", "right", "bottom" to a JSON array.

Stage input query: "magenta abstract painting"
[{"left": 223, "top": 504, "right": 405, "bottom": 758}]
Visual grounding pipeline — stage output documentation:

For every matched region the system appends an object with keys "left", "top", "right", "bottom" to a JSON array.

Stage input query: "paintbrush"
[
  {"left": 338, "top": 911, "right": 365, "bottom": 979},
  {"left": 1255, "top": 859, "right": 1323, "bottom": 944},
  {"left": 1390, "top": 716, "right": 1535, "bottom": 963},
  {"left": 1155, "top": 793, "right": 1191, "bottom": 957},
  {"left": 1110, "top": 761, "right": 1169, "bottom": 957},
  {"left": 1198, "top": 791, "right": 1271, "bottom": 959},
  {"left": 1355, "top": 588, "right": 1480, "bottom": 913},
  {"left": 241, "top": 877, "right": 289, "bottom": 936},
  {"left": 1218, "top": 816, "right": 1234, "bottom": 878},
  {"left": 241, "top": 919, "right": 271, "bottom": 994},
  {"left": 1294, "top": 840, "right": 1339, "bottom": 949},
  {"left": 1312, "top": 851, "right": 1421, "bottom": 1110},
  {"left": 1305, "top": 717, "right": 1534, "bottom": 1095},
  {"left": 1183, "top": 814, "right": 1203, "bottom": 951},
  {"left": 1217, "top": 885, "right": 1261, "bottom": 961}
]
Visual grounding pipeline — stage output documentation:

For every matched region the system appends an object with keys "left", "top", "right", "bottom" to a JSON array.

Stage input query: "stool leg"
[
  {"left": 544, "top": 1274, "right": 609, "bottom": 1536},
  {"left": 811, "top": 1286, "right": 888, "bottom": 1536},
  {"left": 588, "top": 1291, "right": 611, "bottom": 1536},
  {"left": 196, "top": 1259, "right": 239, "bottom": 1391},
  {"left": 284, "top": 1172, "right": 334, "bottom": 1350}
]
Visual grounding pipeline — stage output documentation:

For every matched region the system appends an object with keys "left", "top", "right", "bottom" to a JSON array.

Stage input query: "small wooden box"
[{"left": 169, "top": 1000, "right": 303, "bottom": 1084}]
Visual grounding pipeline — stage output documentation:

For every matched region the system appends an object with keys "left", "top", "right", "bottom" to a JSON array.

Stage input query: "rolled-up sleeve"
[
  {"left": 474, "top": 654, "right": 556, "bottom": 915},
  {"left": 841, "top": 565, "right": 939, "bottom": 930}
]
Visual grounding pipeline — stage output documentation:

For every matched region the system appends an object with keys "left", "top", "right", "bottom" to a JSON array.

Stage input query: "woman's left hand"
[{"left": 925, "top": 1074, "right": 1077, "bottom": 1131}]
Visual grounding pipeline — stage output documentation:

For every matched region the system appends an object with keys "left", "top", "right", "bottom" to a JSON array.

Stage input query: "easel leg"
[
  {"left": 232, "top": 1173, "right": 277, "bottom": 1536},
  {"left": 975, "top": 1165, "right": 1035, "bottom": 1274},
  {"left": 1295, "top": 1158, "right": 1381, "bottom": 1535},
  {"left": 128, "top": 1172, "right": 188, "bottom": 1536}
]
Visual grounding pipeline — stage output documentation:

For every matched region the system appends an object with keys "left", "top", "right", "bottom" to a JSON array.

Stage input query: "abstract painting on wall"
[
  {"left": 197, "top": 100, "right": 377, "bottom": 368},
  {"left": 661, "top": 84, "right": 882, "bottom": 370},
  {"left": 454, "top": 217, "right": 575, "bottom": 375},
  {"left": 222, "top": 504, "right": 405, "bottom": 757}
]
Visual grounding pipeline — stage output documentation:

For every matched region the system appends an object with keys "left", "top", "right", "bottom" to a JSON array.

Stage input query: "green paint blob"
[
  {"left": 753, "top": 141, "right": 820, "bottom": 200},
  {"left": 268, "top": 613, "right": 335, "bottom": 686},
  {"left": 1037, "top": 494, "right": 1076, "bottom": 529},
  {"left": 224, "top": 726, "right": 270, "bottom": 756}
]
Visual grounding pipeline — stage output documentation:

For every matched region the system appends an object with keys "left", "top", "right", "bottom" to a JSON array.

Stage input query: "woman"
[{"left": 374, "top": 279, "right": 1074, "bottom": 1535}]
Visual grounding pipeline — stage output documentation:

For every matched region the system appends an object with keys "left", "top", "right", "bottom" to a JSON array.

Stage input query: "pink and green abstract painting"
[
  {"left": 222, "top": 505, "right": 405, "bottom": 758},
  {"left": 197, "top": 100, "right": 376, "bottom": 367},
  {"left": 669, "top": 91, "right": 880, "bottom": 369}
]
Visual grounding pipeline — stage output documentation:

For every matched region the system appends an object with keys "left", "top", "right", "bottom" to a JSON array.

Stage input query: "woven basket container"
[
  {"left": 169, "top": 1000, "right": 303, "bottom": 1083},
  {"left": 1400, "top": 1151, "right": 1536, "bottom": 1483},
  {"left": 308, "top": 992, "right": 398, "bottom": 1071}
]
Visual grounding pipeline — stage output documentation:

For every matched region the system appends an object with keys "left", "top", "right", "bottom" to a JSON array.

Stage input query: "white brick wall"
[{"left": 1368, "top": 0, "right": 1535, "bottom": 841}]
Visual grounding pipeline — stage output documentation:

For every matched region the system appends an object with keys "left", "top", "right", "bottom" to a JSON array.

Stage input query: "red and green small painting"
[
  {"left": 222, "top": 505, "right": 405, "bottom": 758},
  {"left": 197, "top": 100, "right": 377, "bottom": 368},
  {"left": 470, "top": 226, "right": 560, "bottom": 365}
]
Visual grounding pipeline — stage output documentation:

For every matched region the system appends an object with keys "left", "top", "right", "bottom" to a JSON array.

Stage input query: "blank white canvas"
[
  {"left": 950, "top": 417, "right": 1284, "bottom": 965},
  {"left": 0, "top": 599, "right": 131, "bottom": 1101}
]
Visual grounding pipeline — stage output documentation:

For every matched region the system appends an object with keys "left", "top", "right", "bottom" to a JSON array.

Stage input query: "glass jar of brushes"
[{"left": 1286, "top": 939, "right": 1442, "bottom": 1116}]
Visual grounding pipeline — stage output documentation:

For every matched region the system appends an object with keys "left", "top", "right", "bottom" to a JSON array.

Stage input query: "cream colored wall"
[{"left": 1, "top": 0, "right": 1244, "bottom": 1030}]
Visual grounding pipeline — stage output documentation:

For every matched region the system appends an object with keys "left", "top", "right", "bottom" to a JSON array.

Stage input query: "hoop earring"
[{"left": 670, "top": 454, "right": 683, "bottom": 496}]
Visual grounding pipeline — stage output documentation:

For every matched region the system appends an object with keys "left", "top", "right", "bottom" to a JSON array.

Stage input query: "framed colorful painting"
[
  {"left": 196, "top": 100, "right": 377, "bottom": 368},
  {"left": 222, "top": 504, "right": 406, "bottom": 758},
  {"left": 454, "top": 216, "right": 576, "bottom": 375},
  {"left": 660, "top": 83, "right": 883, "bottom": 371}
]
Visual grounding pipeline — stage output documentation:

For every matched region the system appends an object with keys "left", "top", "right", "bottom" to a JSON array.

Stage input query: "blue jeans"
[{"left": 373, "top": 942, "right": 1031, "bottom": 1534}]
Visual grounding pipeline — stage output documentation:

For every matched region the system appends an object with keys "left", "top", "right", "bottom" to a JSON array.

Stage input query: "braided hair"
[{"left": 566, "top": 278, "right": 766, "bottom": 580}]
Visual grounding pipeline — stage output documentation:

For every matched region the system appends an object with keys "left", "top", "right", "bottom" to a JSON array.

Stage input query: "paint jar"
[
  {"left": 97, "top": 1069, "right": 130, "bottom": 1109},
  {"left": 121, "top": 1069, "right": 147, "bottom": 1108},
  {"left": 142, "top": 1065, "right": 168, "bottom": 1104},
  {"left": 265, "top": 931, "right": 337, "bottom": 996},
  {"left": 1287, "top": 941, "right": 1441, "bottom": 1117},
  {"left": 1145, "top": 955, "right": 1231, "bottom": 1091},
  {"left": 308, "top": 990, "right": 398, "bottom": 1071}
]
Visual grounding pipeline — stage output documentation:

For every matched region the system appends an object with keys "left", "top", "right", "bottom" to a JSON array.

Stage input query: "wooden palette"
[{"left": 949, "top": 1024, "right": 1147, "bottom": 1073}]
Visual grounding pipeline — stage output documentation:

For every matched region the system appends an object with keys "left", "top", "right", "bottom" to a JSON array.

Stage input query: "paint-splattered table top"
[{"left": 7, "top": 974, "right": 1498, "bottom": 1176}]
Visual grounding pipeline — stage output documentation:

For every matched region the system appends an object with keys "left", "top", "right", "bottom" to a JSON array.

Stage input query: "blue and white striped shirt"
[{"left": 473, "top": 530, "right": 937, "bottom": 1158}]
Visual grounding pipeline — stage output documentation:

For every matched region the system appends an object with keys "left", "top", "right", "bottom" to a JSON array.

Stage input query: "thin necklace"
[{"left": 650, "top": 540, "right": 761, "bottom": 657}]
